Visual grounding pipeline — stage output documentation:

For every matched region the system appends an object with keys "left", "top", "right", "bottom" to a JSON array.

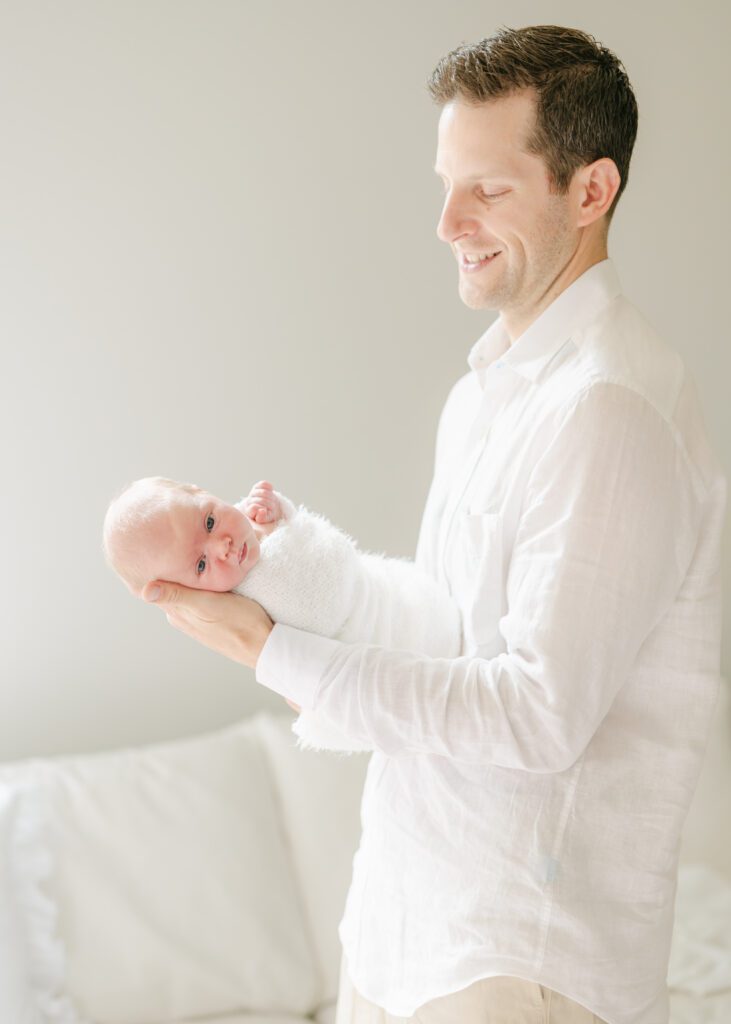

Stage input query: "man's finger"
[
  {"left": 143, "top": 580, "right": 176, "bottom": 605},
  {"left": 139, "top": 579, "right": 271, "bottom": 668},
  {"left": 142, "top": 579, "right": 203, "bottom": 610},
  {"left": 141, "top": 579, "right": 243, "bottom": 626}
]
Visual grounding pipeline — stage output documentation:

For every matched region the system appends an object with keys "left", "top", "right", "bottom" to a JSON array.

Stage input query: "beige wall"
[{"left": 1, "top": 0, "right": 728, "bottom": 759}]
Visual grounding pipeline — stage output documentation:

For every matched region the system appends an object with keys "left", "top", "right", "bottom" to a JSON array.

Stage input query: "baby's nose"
[{"left": 214, "top": 535, "right": 233, "bottom": 559}]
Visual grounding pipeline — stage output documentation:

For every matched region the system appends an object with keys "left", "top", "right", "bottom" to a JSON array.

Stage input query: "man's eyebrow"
[{"left": 433, "top": 165, "right": 515, "bottom": 180}]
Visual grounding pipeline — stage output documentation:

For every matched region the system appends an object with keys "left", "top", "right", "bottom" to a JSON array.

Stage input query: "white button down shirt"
[{"left": 256, "top": 259, "right": 726, "bottom": 1024}]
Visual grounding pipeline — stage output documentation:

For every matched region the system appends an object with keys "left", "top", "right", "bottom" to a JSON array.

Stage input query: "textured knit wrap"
[{"left": 235, "top": 494, "right": 461, "bottom": 753}]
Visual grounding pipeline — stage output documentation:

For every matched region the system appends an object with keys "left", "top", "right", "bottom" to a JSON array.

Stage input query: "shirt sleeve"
[{"left": 256, "top": 382, "right": 703, "bottom": 772}]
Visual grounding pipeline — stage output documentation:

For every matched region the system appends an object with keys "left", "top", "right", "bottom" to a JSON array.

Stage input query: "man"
[{"left": 143, "top": 25, "right": 726, "bottom": 1024}]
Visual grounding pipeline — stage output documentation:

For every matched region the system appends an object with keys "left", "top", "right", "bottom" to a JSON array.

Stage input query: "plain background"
[{"left": 1, "top": 0, "right": 728, "bottom": 760}]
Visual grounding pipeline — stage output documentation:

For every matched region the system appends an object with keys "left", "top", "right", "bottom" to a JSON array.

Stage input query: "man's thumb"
[
  {"left": 142, "top": 581, "right": 168, "bottom": 604},
  {"left": 142, "top": 579, "right": 198, "bottom": 608}
]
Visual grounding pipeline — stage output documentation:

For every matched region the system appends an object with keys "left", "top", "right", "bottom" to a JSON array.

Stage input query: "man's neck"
[{"left": 503, "top": 240, "right": 608, "bottom": 344}]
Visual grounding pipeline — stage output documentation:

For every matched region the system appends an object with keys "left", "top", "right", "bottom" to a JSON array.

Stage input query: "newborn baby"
[{"left": 103, "top": 476, "right": 462, "bottom": 754}]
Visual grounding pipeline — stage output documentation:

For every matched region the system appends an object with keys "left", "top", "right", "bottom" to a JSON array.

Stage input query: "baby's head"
[{"left": 103, "top": 477, "right": 260, "bottom": 596}]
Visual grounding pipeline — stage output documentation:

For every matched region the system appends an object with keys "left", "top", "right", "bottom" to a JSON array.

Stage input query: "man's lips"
[{"left": 458, "top": 250, "right": 502, "bottom": 273}]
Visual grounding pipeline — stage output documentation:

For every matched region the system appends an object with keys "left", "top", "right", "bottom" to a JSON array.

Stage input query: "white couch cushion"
[
  {"left": 0, "top": 715, "right": 320, "bottom": 1024},
  {"left": 0, "top": 784, "right": 81, "bottom": 1024}
]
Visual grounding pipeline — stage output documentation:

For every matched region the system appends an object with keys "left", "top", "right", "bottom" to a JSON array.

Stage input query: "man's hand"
[{"left": 141, "top": 580, "right": 274, "bottom": 670}]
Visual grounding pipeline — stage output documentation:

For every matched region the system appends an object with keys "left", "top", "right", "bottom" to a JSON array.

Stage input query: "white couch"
[
  {"left": 0, "top": 712, "right": 370, "bottom": 1024},
  {"left": 1, "top": 690, "right": 730, "bottom": 1024}
]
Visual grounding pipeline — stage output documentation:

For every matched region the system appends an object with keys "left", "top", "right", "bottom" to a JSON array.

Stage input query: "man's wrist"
[
  {"left": 249, "top": 617, "right": 274, "bottom": 669},
  {"left": 255, "top": 623, "right": 344, "bottom": 710}
]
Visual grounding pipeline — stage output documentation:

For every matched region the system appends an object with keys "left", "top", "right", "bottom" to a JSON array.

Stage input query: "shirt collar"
[{"left": 467, "top": 258, "right": 622, "bottom": 386}]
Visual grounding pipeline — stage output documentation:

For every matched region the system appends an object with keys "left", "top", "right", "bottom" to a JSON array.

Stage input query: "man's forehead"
[{"left": 434, "top": 95, "right": 536, "bottom": 177}]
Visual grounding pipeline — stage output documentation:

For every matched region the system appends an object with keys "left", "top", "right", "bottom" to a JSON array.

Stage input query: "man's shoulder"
[
  {"left": 548, "top": 297, "right": 725, "bottom": 500},
  {"left": 557, "top": 294, "right": 687, "bottom": 424}
]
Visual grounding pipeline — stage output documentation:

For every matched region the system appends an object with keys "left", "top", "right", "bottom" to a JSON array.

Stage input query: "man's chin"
[{"left": 458, "top": 283, "right": 499, "bottom": 311}]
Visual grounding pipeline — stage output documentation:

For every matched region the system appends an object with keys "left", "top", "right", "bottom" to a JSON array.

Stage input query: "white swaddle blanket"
[{"left": 235, "top": 494, "right": 461, "bottom": 754}]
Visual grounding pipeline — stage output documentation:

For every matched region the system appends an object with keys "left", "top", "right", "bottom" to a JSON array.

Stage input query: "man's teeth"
[{"left": 464, "top": 251, "right": 500, "bottom": 263}]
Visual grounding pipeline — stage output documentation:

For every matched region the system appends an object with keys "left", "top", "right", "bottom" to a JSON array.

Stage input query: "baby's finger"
[
  {"left": 252, "top": 496, "right": 277, "bottom": 516},
  {"left": 245, "top": 507, "right": 270, "bottom": 525},
  {"left": 251, "top": 485, "right": 274, "bottom": 501}
]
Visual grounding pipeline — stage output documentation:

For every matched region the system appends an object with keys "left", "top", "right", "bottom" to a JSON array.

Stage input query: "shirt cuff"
[{"left": 255, "top": 622, "right": 344, "bottom": 709}]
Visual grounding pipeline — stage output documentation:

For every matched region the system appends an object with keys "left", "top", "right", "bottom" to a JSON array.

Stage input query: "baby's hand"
[{"left": 243, "top": 480, "right": 282, "bottom": 525}]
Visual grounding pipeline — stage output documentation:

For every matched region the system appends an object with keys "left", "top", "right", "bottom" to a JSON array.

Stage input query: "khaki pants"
[{"left": 335, "top": 953, "right": 608, "bottom": 1024}]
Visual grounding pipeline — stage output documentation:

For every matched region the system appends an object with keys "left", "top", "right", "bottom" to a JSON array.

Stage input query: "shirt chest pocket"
[{"left": 448, "top": 508, "right": 505, "bottom": 656}]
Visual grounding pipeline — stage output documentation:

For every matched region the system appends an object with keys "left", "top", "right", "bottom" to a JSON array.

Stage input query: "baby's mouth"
[{"left": 238, "top": 543, "right": 248, "bottom": 564}]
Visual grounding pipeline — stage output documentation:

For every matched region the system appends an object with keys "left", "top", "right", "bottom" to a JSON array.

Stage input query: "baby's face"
[{"left": 144, "top": 489, "right": 260, "bottom": 592}]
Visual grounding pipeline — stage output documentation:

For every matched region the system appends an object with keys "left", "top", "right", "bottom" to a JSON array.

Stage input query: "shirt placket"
[{"left": 438, "top": 367, "right": 514, "bottom": 597}]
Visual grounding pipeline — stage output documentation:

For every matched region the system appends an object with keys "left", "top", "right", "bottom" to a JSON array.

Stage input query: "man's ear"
[{"left": 576, "top": 157, "right": 621, "bottom": 228}]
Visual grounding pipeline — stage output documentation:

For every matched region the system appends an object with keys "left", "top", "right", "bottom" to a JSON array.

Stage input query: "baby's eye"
[
  {"left": 205, "top": 514, "right": 215, "bottom": 532},
  {"left": 196, "top": 556, "right": 207, "bottom": 575}
]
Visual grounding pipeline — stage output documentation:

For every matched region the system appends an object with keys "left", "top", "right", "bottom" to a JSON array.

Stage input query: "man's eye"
[
  {"left": 196, "top": 556, "right": 207, "bottom": 575},
  {"left": 205, "top": 514, "right": 215, "bottom": 532},
  {"left": 482, "top": 190, "right": 506, "bottom": 201}
]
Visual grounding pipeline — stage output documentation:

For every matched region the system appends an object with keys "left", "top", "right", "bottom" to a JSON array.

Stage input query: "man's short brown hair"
[{"left": 428, "top": 25, "right": 638, "bottom": 224}]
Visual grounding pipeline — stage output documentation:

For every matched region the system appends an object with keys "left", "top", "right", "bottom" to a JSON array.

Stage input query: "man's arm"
[
  {"left": 144, "top": 383, "right": 702, "bottom": 773},
  {"left": 253, "top": 382, "right": 703, "bottom": 771}
]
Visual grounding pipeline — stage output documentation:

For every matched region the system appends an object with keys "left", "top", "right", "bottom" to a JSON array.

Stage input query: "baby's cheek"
[
  {"left": 233, "top": 562, "right": 252, "bottom": 588},
  {"left": 209, "top": 576, "right": 234, "bottom": 593},
  {"left": 239, "top": 546, "right": 260, "bottom": 582}
]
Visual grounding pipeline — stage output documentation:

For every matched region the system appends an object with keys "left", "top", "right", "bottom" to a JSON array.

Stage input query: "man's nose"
[{"left": 436, "top": 190, "right": 476, "bottom": 243}]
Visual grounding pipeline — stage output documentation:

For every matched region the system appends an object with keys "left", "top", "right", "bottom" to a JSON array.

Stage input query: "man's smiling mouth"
[{"left": 459, "top": 250, "right": 502, "bottom": 272}]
